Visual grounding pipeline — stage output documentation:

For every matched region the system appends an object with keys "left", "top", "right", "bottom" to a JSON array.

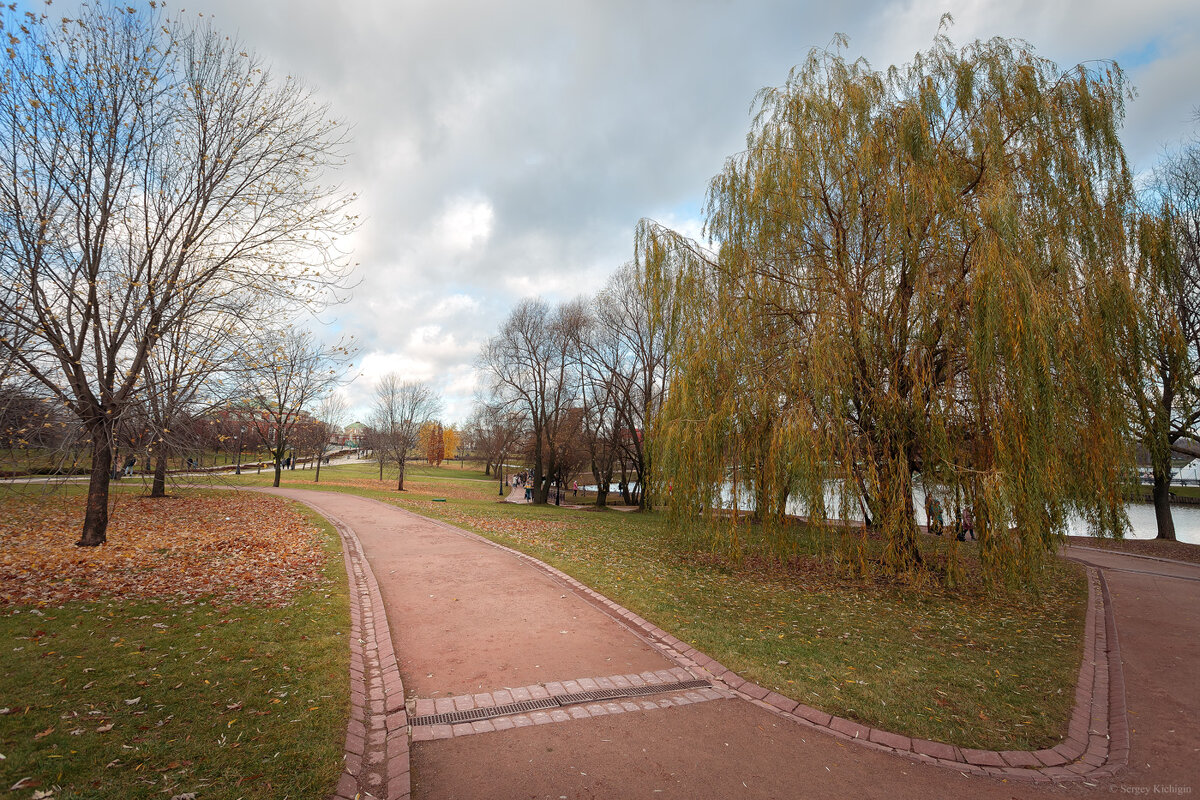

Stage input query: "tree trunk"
[
  {"left": 592, "top": 460, "right": 611, "bottom": 508},
  {"left": 1152, "top": 465, "right": 1177, "bottom": 541},
  {"left": 151, "top": 452, "right": 168, "bottom": 498},
  {"left": 532, "top": 453, "right": 547, "bottom": 504},
  {"left": 397, "top": 457, "right": 406, "bottom": 491},
  {"left": 315, "top": 456, "right": 322, "bottom": 483},
  {"left": 638, "top": 456, "right": 650, "bottom": 511},
  {"left": 272, "top": 430, "right": 284, "bottom": 488},
  {"left": 79, "top": 423, "right": 114, "bottom": 547},
  {"left": 879, "top": 454, "right": 922, "bottom": 573}
]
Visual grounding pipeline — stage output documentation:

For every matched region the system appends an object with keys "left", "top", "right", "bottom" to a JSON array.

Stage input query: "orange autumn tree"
[
  {"left": 420, "top": 421, "right": 446, "bottom": 466},
  {"left": 443, "top": 426, "right": 462, "bottom": 463}
]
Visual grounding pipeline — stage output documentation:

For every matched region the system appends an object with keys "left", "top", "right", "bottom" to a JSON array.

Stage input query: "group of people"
[
  {"left": 924, "top": 495, "right": 976, "bottom": 541},
  {"left": 510, "top": 472, "right": 531, "bottom": 501},
  {"left": 509, "top": 472, "right": 581, "bottom": 502}
]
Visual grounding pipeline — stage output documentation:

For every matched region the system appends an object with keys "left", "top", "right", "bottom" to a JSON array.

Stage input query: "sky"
[{"left": 153, "top": 0, "right": 1200, "bottom": 422}]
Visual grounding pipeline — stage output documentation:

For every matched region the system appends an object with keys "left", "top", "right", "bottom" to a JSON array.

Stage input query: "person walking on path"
[
  {"left": 927, "top": 496, "right": 943, "bottom": 536},
  {"left": 921, "top": 496, "right": 940, "bottom": 534},
  {"left": 959, "top": 505, "right": 975, "bottom": 541}
]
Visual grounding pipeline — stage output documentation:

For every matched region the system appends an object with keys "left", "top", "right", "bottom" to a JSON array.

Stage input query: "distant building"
[{"left": 342, "top": 421, "right": 368, "bottom": 448}]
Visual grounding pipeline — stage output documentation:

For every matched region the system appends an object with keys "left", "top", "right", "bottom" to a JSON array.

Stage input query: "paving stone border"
[
  {"left": 408, "top": 668, "right": 734, "bottom": 741},
  {"left": 320, "top": 510, "right": 411, "bottom": 800},
  {"left": 400, "top": 505, "right": 1129, "bottom": 785}
]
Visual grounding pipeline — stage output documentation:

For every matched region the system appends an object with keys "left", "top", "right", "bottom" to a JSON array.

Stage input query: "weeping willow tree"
[{"left": 653, "top": 27, "right": 1135, "bottom": 584}]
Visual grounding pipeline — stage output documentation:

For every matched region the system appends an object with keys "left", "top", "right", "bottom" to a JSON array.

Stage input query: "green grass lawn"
[
  {"left": 0, "top": 497, "right": 349, "bottom": 799},
  {"left": 217, "top": 461, "right": 1087, "bottom": 751}
]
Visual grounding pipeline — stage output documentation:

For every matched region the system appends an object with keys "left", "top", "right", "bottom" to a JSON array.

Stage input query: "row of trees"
[
  {"left": 0, "top": 380, "right": 343, "bottom": 479},
  {"left": 474, "top": 247, "right": 678, "bottom": 507},
  {"left": 0, "top": 5, "right": 356, "bottom": 545},
  {"left": 474, "top": 27, "right": 1199, "bottom": 588}
]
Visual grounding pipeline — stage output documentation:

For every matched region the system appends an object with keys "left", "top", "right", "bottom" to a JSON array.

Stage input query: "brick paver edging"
[
  {"left": 394, "top": 503, "right": 1128, "bottom": 786},
  {"left": 319, "top": 509, "right": 411, "bottom": 800},
  {"left": 409, "top": 668, "right": 734, "bottom": 741}
]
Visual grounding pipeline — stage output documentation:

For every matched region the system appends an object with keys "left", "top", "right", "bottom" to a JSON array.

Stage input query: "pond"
[{"left": 581, "top": 481, "right": 1200, "bottom": 545}]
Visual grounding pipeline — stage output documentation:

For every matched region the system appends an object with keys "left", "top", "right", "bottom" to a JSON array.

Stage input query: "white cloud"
[
  {"left": 435, "top": 196, "right": 495, "bottom": 253},
  {"left": 191, "top": 0, "right": 1200, "bottom": 424}
]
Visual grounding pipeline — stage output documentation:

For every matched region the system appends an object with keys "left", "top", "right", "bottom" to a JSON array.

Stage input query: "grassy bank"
[
  {"left": 220, "top": 462, "right": 1087, "bottom": 751},
  {"left": 0, "top": 490, "right": 350, "bottom": 799}
]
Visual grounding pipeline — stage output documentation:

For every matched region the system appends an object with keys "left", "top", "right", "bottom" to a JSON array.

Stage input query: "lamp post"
[
  {"left": 499, "top": 455, "right": 506, "bottom": 497},
  {"left": 235, "top": 427, "right": 245, "bottom": 475}
]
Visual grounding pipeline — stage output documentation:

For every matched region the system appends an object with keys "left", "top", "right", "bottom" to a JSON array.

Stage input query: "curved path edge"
[
  {"left": 296, "top": 502, "right": 412, "bottom": 800},
  {"left": 267, "top": 488, "right": 1127, "bottom": 792},
  {"left": 376, "top": 499, "right": 1129, "bottom": 785}
]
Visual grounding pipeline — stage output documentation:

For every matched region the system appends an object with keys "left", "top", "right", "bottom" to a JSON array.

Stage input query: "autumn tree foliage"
[
  {"left": 651, "top": 29, "right": 1135, "bottom": 584},
  {"left": 0, "top": 5, "right": 355, "bottom": 545},
  {"left": 420, "top": 421, "right": 446, "bottom": 466},
  {"left": 442, "top": 426, "right": 462, "bottom": 462}
]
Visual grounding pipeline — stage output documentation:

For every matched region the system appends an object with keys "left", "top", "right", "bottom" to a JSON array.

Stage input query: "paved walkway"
[{"left": 261, "top": 488, "right": 1199, "bottom": 800}]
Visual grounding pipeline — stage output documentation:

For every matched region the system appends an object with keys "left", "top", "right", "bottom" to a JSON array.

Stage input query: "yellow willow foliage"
[{"left": 652, "top": 31, "right": 1135, "bottom": 585}]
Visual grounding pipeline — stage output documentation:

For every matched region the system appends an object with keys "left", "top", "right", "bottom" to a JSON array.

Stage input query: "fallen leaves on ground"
[{"left": 0, "top": 493, "right": 329, "bottom": 606}]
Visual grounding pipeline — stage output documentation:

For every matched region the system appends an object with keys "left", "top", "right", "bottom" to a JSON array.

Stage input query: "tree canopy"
[
  {"left": 653, "top": 28, "right": 1135, "bottom": 584},
  {"left": 0, "top": 4, "right": 355, "bottom": 543}
]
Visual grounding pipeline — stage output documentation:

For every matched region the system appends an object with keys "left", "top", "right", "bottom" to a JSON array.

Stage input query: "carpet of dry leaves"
[{"left": 0, "top": 492, "right": 330, "bottom": 606}]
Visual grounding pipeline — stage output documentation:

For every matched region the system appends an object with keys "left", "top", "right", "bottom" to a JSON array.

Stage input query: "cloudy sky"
[{"left": 185, "top": 0, "right": 1200, "bottom": 424}]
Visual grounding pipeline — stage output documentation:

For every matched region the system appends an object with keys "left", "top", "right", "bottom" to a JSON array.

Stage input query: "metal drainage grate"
[{"left": 411, "top": 679, "right": 712, "bottom": 727}]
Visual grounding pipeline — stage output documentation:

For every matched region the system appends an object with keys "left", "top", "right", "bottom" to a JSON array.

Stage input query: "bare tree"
[
  {"left": 239, "top": 329, "right": 354, "bottom": 488},
  {"left": 0, "top": 6, "right": 355, "bottom": 544},
  {"left": 313, "top": 392, "right": 348, "bottom": 483},
  {"left": 572, "top": 308, "right": 623, "bottom": 507},
  {"left": 137, "top": 307, "right": 245, "bottom": 496},
  {"left": 362, "top": 425, "right": 389, "bottom": 480},
  {"left": 371, "top": 375, "right": 440, "bottom": 491},
  {"left": 1125, "top": 120, "right": 1200, "bottom": 540},
  {"left": 467, "top": 400, "right": 525, "bottom": 479},
  {"left": 591, "top": 249, "right": 682, "bottom": 509},
  {"left": 479, "top": 299, "right": 585, "bottom": 504}
]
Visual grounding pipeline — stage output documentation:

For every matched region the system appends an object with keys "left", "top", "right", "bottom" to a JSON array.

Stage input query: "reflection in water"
[
  {"left": 743, "top": 482, "right": 1200, "bottom": 546},
  {"left": 588, "top": 480, "right": 1200, "bottom": 545}
]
